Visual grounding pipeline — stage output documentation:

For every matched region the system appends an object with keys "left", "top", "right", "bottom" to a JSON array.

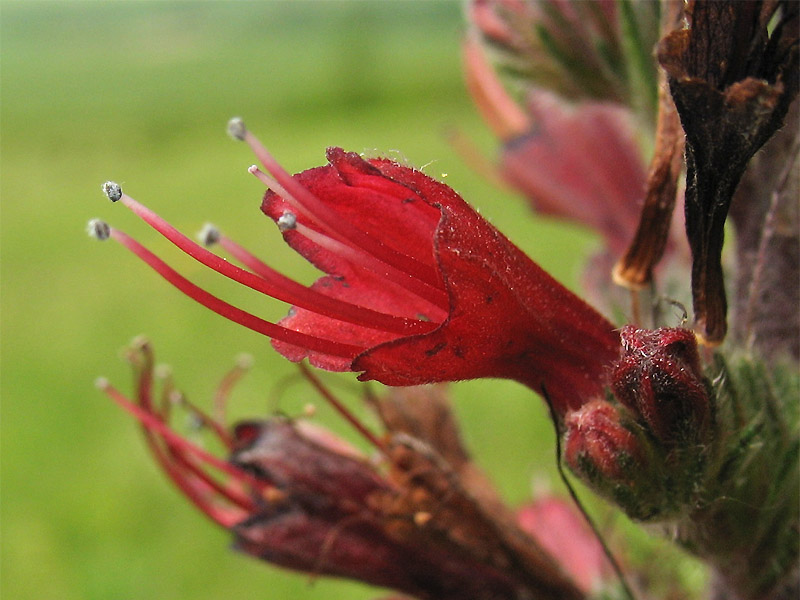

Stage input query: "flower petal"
[{"left": 355, "top": 179, "right": 620, "bottom": 413}]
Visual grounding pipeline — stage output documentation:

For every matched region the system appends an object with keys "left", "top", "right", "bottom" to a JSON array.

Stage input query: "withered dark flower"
[
  {"left": 97, "top": 340, "right": 591, "bottom": 600},
  {"left": 613, "top": 0, "right": 687, "bottom": 291},
  {"left": 658, "top": 0, "right": 800, "bottom": 344}
]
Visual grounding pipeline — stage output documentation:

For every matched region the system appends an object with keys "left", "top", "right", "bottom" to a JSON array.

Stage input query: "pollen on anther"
[
  {"left": 227, "top": 117, "right": 247, "bottom": 141},
  {"left": 277, "top": 211, "right": 298, "bottom": 232},
  {"left": 87, "top": 219, "right": 111, "bottom": 241},
  {"left": 197, "top": 223, "right": 221, "bottom": 247},
  {"left": 94, "top": 377, "right": 110, "bottom": 391},
  {"left": 102, "top": 181, "right": 123, "bottom": 202}
]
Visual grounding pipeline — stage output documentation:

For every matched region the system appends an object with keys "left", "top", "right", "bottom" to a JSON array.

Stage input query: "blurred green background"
[{"left": 0, "top": 2, "right": 641, "bottom": 599}]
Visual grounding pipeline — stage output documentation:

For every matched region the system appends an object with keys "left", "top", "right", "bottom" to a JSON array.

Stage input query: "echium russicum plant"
[{"left": 90, "top": 1, "right": 798, "bottom": 599}]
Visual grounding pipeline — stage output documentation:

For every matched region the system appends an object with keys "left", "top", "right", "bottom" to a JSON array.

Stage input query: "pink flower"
[
  {"left": 498, "top": 91, "right": 648, "bottom": 257},
  {"left": 517, "top": 494, "right": 613, "bottom": 593},
  {"left": 463, "top": 27, "right": 652, "bottom": 258}
]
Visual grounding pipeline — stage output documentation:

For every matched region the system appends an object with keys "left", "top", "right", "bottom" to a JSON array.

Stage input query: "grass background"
[{"left": 1, "top": 2, "right": 698, "bottom": 599}]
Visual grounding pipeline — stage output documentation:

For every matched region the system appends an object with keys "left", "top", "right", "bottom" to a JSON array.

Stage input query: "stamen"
[
  {"left": 226, "top": 117, "right": 247, "bottom": 141},
  {"left": 131, "top": 417, "right": 252, "bottom": 517},
  {"left": 96, "top": 378, "right": 258, "bottom": 526},
  {"left": 104, "top": 224, "right": 365, "bottom": 359},
  {"left": 144, "top": 431, "right": 248, "bottom": 528},
  {"left": 106, "top": 186, "right": 435, "bottom": 335},
  {"left": 213, "top": 354, "right": 254, "bottom": 429},
  {"left": 87, "top": 219, "right": 111, "bottom": 241},
  {"left": 247, "top": 165, "right": 314, "bottom": 223},
  {"left": 197, "top": 223, "right": 221, "bottom": 247},
  {"left": 174, "top": 394, "right": 232, "bottom": 449},
  {"left": 276, "top": 211, "right": 297, "bottom": 232},
  {"left": 230, "top": 118, "right": 443, "bottom": 289},
  {"left": 116, "top": 343, "right": 261, "bottom": 523}
]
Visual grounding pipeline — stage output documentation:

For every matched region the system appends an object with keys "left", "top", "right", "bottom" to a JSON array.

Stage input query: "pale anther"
[
  {"left": 87, "top": 219, "right": 111, "bottom": 241},
  {"left": 197, "top": 223, "right": 221, "bottom": 247},
  {"left": 277, "top": 211, "right": 298, "bottom": 232},
  {"left": 226, "top": 117, "right": 247, "bottom": 141},
  {"left": 102, "top": 181, "right": 123, "bottom": 202}
]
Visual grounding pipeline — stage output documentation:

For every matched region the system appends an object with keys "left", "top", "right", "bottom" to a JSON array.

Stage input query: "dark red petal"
[
  {"left": 261, "top": 150, "right": 449, "bottom": 369},
  {"left": 272, "top": 270, "right": 445, "bottom": 371},
  {"left": 262, "top": 151, "right": 441, "bottom": 274},
  {"left": 355, "top": 185, "right": 620, "bottom": 414},
  {"left": 230, "top": 419, "right": 386, "bottom": 507},
  {"left": 261, "top": 149, "right": 619, "bottom": 410},
  {"left": 611, "top": 326, "right": 710, "bottom": 443}
]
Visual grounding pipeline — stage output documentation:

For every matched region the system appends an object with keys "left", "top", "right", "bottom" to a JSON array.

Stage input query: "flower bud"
[
  {"left": 612, "top": 326, "right": 711, "bottom": 445},
  {"left": 565, "top": 399, "right": 673, "bottom": 521},
  {"left": 564, "top": 400, "right": 643, "bottom": 486}
]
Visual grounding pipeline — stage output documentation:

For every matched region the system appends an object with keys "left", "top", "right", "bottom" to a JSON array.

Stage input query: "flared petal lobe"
[
  {"left": 263, "top": 148, "right": 620, "bottom": 412},
  {"left": 261, "top": 148, "right": 448, "bottom": 371}
]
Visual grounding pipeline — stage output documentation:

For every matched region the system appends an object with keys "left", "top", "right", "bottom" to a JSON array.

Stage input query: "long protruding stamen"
[
  {"left": 200, "top": 222, "right": 441, "bottom": 333},
  {"left": 103, "top": 184, "right": 433, "bottom": 335},
  {"left": 247, "top": 164, "right": 314, "bottom": 222},
  {"left": 202, "top": 224, "right": 278, "bottom": 278},
  {"left": 97, "top": 378, "right": 258, "bottom": 526},
  {"left": 142, "top": 346, "right": 258, "bottom": 511},
  {"left": 212, "top": 353, "right": 253, "bottom": 426},
  {"left": 229, "top": 118, "right": 443, "bottom": 289},
  {"left": 171, "top": 393, "right": 233, "bottom": 450},
  {"left": 89, "top": 219, "right": 364, "bottom": 359}
]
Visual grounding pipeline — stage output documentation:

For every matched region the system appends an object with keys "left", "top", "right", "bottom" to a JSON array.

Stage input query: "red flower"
[{"left": 94, "top": 119, "right": 619, "bottom": 414}]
